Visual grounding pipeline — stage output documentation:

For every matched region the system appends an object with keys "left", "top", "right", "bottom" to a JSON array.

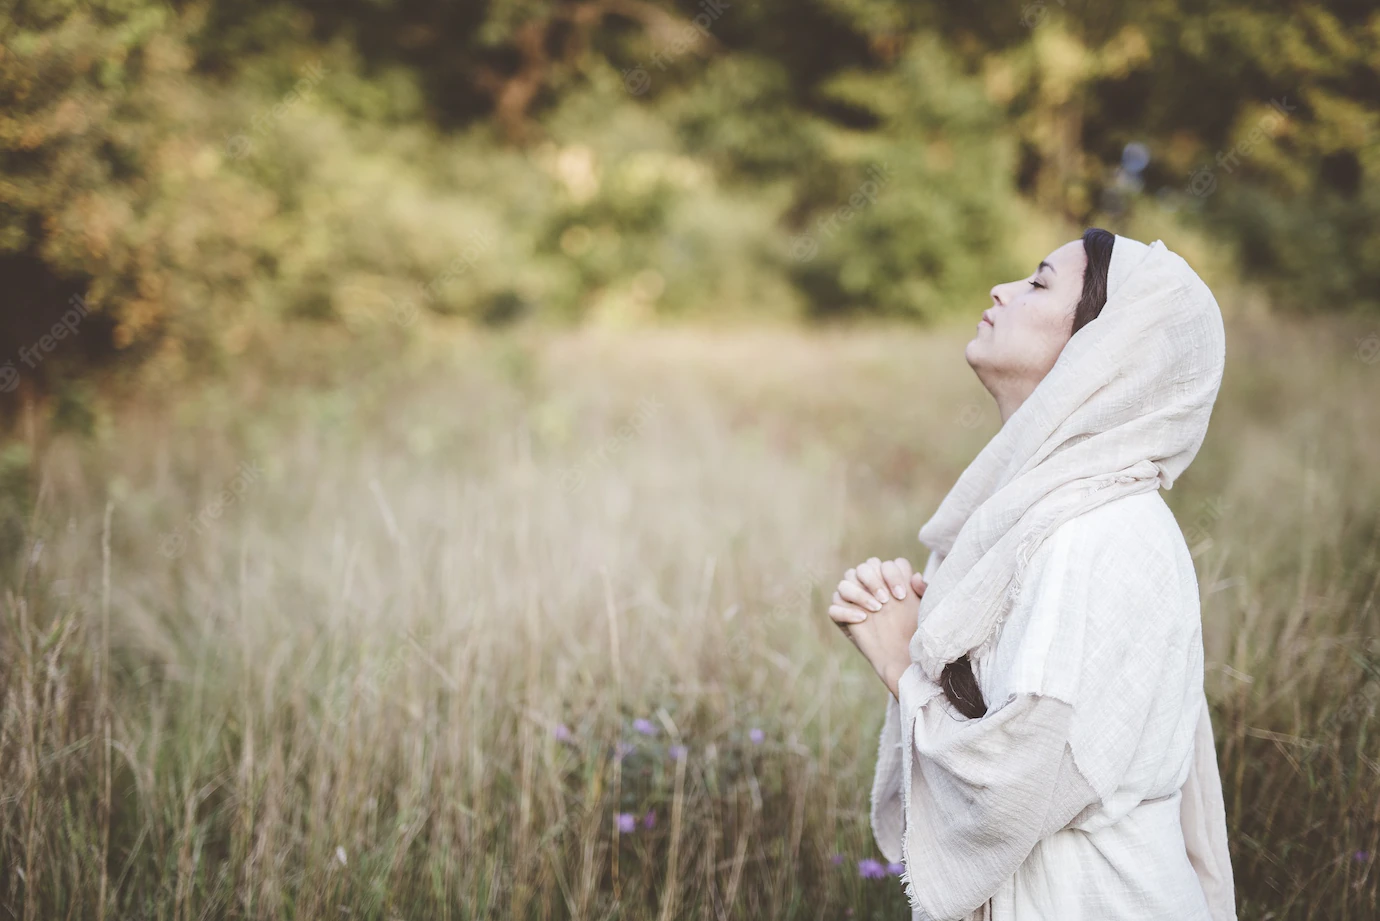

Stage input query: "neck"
[{"left": 992, "top": 378, "right": 1037, "bottom": 424}]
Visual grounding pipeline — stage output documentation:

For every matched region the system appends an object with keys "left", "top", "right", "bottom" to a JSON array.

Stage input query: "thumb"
[{"left": 911, "top": 573, "right": 927, "bottom": 595}]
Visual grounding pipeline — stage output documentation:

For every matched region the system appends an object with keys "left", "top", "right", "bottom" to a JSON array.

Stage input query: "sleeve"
[
  {"left": 874, "top": 500, "right": 1207, "bottom": 920},
  {"left": 872, "top": 521, "right": 1125, "bottom": 919},
  {"left": 891, "top": 665, "right": 1099, "bottom": 921},
  {"left": 870, "top": 550, "right": 943, "bottom": 865},
  {"left": 1179, "top": 691, "right": 1237, "bottom": 921}
]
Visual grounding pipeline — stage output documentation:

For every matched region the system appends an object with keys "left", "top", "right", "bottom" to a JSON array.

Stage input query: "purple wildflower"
[
  {"left": 616, "top": 812, "right": 636, "bottom": 834},
  {"left": 1356, "top": 850, "right": 1371, "bottom": 863},
  {"left": 829, "top": 853, "right": 844, "bottom": 866},
  {"left": 749, "top": 727, "right": 765, "bottom": 744},
  {"left": 857, "top": 858, "right": 887, "bottom": 880},
  {"left": 553, "top": 723, "right": 572, "bottom": 742},
  {"left": 669, "top": 744, "right": 688, "bottom": 761},
  {"left": 886, "top": 862, "right": 905, "bottom": 876},
  {"left": 633, "top": 718, "right": 658, "bottom": 736},
  {"left": 615, "top": 741, "right": 635, "bottom": 760},
  {"left": 643, "top": 809, "right": 657, "bottom": 830}
]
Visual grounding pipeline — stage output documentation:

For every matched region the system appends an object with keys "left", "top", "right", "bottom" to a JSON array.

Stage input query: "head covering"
[{"left": 909, "top": 235, "right": 1226, "bottom": 681}]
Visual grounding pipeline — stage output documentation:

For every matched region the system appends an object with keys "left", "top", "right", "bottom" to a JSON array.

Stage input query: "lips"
[{"left": 980, "top": 310, "right": 994, "bottom": 327}]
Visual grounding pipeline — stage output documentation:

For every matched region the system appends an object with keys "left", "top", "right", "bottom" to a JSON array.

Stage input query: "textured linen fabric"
[
  {"left": 868, "top": 236, "right": 1236, "bottom": 919},
  {"left": 870, "top": 494, "right": 1235, "bottom": 919},
  {"left": 905, "top": 237, "right": 1225, "bottom": 682}
]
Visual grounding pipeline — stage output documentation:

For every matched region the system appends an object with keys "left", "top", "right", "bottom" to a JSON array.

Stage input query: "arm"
[
  {"left": 855, "top": 548, "right": 1097, "bottom": 905},
  {"left": 892, "top": 664, "right": 1099, "bottom": 920}
]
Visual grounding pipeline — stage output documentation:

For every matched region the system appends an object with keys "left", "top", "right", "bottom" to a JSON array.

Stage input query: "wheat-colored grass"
[{"left": 2, "top": 318, "right": 1378, "bottom": 920}]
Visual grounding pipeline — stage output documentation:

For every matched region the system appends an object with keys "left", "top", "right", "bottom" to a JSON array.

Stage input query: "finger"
[
  {"left": 829, "top": 602, "right": 868, "bottom": 626},
  {"left": 855, "top": 562, "right": 890, "bottom": 605},
  {"left": 895, "top": 558, "right": 914, "bottom": 584},
  {"left": 911, "top": 573, "right": 927, "bottom": 596},
  {"left": 880, "top": 559, "right": 906, "bottom": 600},
  {"left": 832, "top": 590, "right": 871, "bottom": 620},
  {"left": 837, "top": 580, "right": 881, "bottom": 612},
  {"left": 844, "top": 567, "right": 858, "bottom": 586}
]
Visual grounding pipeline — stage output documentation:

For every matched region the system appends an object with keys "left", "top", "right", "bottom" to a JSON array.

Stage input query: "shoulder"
[
  {"left": 1016, "top": 488, "right": 1201, "bottom": 646},
  {"left": 987, "top": 490, "right": 1201, "bottom": 703},
  {"left": 1056, "top": 489, "right": 1180, "bottom": 542},
  {"left": 1039, "top": 490, "right": 1188, "bottom": 577}
]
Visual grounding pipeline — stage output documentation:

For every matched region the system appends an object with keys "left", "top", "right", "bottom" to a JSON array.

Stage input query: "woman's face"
[{"left": 965, "top": 239, "right": 1087, "bottom": 415}]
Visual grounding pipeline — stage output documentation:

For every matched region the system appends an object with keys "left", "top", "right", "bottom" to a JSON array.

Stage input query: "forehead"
[{"left": 1043, "top": 239, "right": 1087, "bottom": 276}]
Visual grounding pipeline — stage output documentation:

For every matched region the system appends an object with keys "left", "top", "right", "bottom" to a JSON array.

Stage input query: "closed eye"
[{"left": 1029, "top": 279, "right": 1046, "bottom": 290}]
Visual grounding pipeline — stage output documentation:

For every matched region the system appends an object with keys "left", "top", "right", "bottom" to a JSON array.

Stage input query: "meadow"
[{"left": 2, "top": 315, "right": 1379, "bottom": 920}]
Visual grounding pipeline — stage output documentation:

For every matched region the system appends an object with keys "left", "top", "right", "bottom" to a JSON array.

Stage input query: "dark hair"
[
  {"left": 1072, "top": 228, "right": 1115, "bottom": 335},
  {"left": 938, "top": 227, "right": 1116, "bottom": 719}
]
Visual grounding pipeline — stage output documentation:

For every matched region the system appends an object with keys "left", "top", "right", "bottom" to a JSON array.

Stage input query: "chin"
[{"left": 964, "top": 336, "right": 985, "bottom": 369}]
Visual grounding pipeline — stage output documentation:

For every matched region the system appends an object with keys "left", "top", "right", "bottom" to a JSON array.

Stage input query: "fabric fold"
[
  {"left": 870, "top": 473, "right": 1233, "bottom": 918},
  {"left": 867, "top": 235, "right": 1235, "bottom": 918},
  {"left": 1180, "top": 692, "right": 1238, "bottom": 921},
  {"left": 893, "top": 664, "right": 1094, "bottom": 921},
  {"left": 908, "top": 238, "right": 1226, "bottom": 682}
]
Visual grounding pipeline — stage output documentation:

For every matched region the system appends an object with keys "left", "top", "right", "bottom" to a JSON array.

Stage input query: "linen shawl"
[{"left": 908, "top": 236, "right": 1226, "bottom": 680}]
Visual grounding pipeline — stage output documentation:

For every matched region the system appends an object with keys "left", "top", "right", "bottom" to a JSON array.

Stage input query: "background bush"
[{"left": 2, "top": 0, "right": 1377, "bottom": 391}]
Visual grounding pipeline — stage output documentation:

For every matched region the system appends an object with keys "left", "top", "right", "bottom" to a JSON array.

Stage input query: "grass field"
[{"left": 2, "top": 317, "right": 1379, "bottom": 920}]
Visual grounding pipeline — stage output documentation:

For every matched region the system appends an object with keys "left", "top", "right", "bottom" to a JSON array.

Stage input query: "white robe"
[{"left": 869, "top": 490, "right": 1236, "bottom": 920}]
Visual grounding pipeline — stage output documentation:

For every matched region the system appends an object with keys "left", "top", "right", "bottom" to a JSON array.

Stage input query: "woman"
[{"left": 827, "top": 231, "right": 1236, "bottom": 920}]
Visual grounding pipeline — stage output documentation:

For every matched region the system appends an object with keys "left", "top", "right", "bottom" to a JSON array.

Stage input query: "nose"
[{"left": 990, "top": 278, "right": 1023, "bottom": 306}]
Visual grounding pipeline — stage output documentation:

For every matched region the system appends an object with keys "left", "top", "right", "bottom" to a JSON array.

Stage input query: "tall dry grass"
[{"left": 1, "top": 318, "right": 1378, "bottom": 920}]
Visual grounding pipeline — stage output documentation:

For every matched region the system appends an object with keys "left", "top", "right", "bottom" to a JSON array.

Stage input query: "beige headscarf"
[{"left": 910, "top": 236, "right": 1226, "bottom": 681}]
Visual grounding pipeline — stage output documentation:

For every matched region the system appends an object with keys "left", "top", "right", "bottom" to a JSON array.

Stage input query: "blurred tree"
[
  {"left": 0, "top": 0, "right": 276, "bottom": 401},
  {"left": 200, "top": 0, "right": 1374, "bottom": 312},
  {"left": 786, "top": 37, "right": 1026, "bottom": 318},
  {"left": 1, "top": 0, "right": 1378, "bottom": 411}
]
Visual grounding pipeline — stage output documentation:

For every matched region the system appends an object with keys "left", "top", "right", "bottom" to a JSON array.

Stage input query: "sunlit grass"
[{"left": 2, "top": 317, "right": 1378, "bottom": 920}]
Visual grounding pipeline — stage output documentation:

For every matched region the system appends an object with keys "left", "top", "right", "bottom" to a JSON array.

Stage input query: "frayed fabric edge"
[
  {"left": 868, "top": 691, "right": 904, "bottom": 865},
  {"left": 915, "top": 474, "right": 1161, "bottom": 683},
  {"left": 896, "top": 666, "right": 950, "bottom": 921}
]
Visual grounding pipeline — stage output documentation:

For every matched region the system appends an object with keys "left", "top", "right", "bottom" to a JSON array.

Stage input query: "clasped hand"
[{"left": 828, "top": 557, "right": 927, "bottom": 697}]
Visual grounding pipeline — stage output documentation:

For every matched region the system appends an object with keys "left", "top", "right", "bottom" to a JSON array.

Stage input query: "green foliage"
[
  {"left": 1217, "top": 183, "right": 1380, "bottom": 313},
  {"left": 790, "top": 38, "right": 1025, "bottom": 319},
  {"left": 1, "top": 0, "right": 1378, "bottom": 400},
  {"left": 671, "top": 55, "right": 825, "bottom": 179},
  {"left": 0, "top": 1, "right": 274, "bottom": 382}
]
